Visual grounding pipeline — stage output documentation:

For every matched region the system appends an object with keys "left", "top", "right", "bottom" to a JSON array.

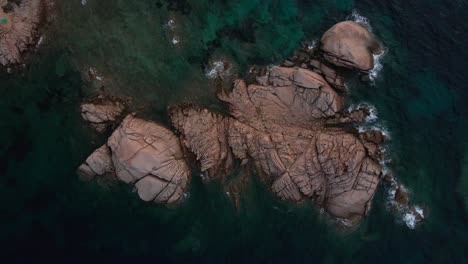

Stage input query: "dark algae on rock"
[{"left": 1, "top": 0, "right": 468, "bottom": 263}]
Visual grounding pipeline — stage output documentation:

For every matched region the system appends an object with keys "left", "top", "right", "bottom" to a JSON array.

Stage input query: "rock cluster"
[
  {"left": 281, "top": 21, "right": 383, "bottom": 93},
  {"left": 0, "top": 0, "right": 51, "bottom": 67},
  {"left": 79, "top": 21, "right": 386, "bottom": 224}
]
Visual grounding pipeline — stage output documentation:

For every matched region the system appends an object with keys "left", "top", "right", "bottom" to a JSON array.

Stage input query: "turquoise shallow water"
[{"left": 0, "top": 0, "right": 467, "bottom": 262}]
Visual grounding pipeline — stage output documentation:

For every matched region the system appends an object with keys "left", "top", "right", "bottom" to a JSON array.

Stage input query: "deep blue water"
[{"left": 0, "top": 0, "right": 467, "bottom": 262}]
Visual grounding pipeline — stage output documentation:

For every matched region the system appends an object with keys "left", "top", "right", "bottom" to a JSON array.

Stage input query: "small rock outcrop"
[
  {"left": 0, "top": 0, "right": 50, "bottom": 67},
  {"left": 80, "top": 99, "right": 125, "bottom": 132}
]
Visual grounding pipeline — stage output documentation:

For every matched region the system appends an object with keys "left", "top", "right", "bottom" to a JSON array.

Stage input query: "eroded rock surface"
[
  {"left": 0, "top": 0, "right": 50, "bottom": 67},
  {"left": 79, "top": 114, "right": 190, "bottom": 203},
  {"left": 320, "top": 21, "right": 382, "bottom": 72},
  {"left": 77, "top": 144, "right": 114, "bottom": 181},
  {"left": 169, "top": 104, "right": 233, "bottom": 180},
  {"left": 81, "top": 99, "right": 125, "bottom": 132},
  {"left": 167, "top": 66, "right": 383, "bottom": 222}
]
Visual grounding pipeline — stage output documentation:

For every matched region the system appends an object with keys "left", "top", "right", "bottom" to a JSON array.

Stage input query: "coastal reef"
[{"left": 78, "top": 21, "right": 389, "bottom": 225}]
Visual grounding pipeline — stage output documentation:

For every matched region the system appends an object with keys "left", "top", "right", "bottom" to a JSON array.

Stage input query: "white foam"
[
  {"left": 166, "top": 19, "right": 176, "bottom": 29},
  {"left": 171, "top": 36, "right": 179, "bottom": 45},
  {"left": 347, "top": 10, "right": 387, "bottom": 83},
  {"left": 88, "top": 67, "right": 104, "bottom": 81},
  {"left": 347, "top": 103, "right": 378, "bottom": 123},
  {"left": 200, "top": 173, "right": 209, "bottom": 182},
  {"left": 181, "top": 192, "right": 191, "bottom": 202},
  {"left": 385, "top": 180, "right": 425, "bottom": 229},
  {"left": 369, "top": 49, "right": 387, "bottom": 83},
  {"left": 348, "top": 9, "right": 372, "bottom": 31},
  {"left": 205, "top": 60, "right": 232, "bottom": 80},
  {"left": 403, "top": 211, "right": 417, "bottom": 229},
  {"left": 81, "top": 0, "right": 87, "bottom": 6},
  {"left": 307, "top": 40, "right": 317, "bottom": 50},
  {"left": 36, "top": 36, "right": 45, "bottom": 49}
]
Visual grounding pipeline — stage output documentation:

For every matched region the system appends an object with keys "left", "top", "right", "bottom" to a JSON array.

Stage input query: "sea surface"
[{"left": 0, "top": 0, "right": 467, "bottom": 262}]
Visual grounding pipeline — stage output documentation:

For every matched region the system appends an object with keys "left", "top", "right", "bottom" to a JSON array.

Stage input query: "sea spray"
[
  {"left": 347, "top": 103, "right": 379, "bottom": 123},
  {"left": 347, "top": 9, "right": 372, "bottom": 32},
  {"left": 369, "top": 49, "right": 387, "bottom": 83},
  {"left": 204, "top": 59, "right": 237, "bottom": 80},
  {"left": 347, "top": 10, "right": 387, "bottom": 83}
]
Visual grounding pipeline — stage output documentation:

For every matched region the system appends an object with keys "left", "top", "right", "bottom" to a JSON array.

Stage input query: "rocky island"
[
  {"left": 0, "top": 0, "right": 51, "bottom": 68},
  {"left": 77, "top": 21, "right": 392, "bottom": 225}
]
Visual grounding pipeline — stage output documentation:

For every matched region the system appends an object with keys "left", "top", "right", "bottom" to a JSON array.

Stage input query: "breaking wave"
[
  {"left": 347, "top": 10, "right": 386, "bottom": 83},
  {"left": 205, "top": 60, "right": 232, "bottom": 79},
  {"left": 369, "top": 50, "right": 386, "bottom": 83},
  {"left": 347, "top": 103, "right": 379, "bottom": 123}
]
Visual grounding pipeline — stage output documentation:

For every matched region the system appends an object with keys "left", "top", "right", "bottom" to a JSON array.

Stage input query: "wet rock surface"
[{"left": 0, "top": 0, "right": 50, "bottom": 67}]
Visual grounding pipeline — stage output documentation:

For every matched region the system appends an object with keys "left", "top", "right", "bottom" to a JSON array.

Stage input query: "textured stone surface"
[
  {"left": 0, "top": 0, "right": 49, "bottom": 67},
  {"left": 219, "top": 67, "right": 344, "bottom": 130},
  {"left": 77, "top": 144, "right": 114, "bottom": 181},
  {"left": 79, "top": 114, "right": 190, "bottom": 204},
  {"left": 107, "top": 115, "right": 190, "bottom": 203},
  {"left": 320, "top": 21, "right": 382, "bottom": 71},
  {"left": 80, "top": 100, "right": 125, "bottom": 132},
  {"left": 169, "top": 66, "right": 383, "bottom": 222},
  {"left": 169, "top": 104, "right": 233, "bottom": 180}
]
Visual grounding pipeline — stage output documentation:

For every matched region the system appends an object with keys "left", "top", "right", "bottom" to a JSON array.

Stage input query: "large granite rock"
[
  {"left": 79, "top": 114, "right": 190, "bottom": 204},
  {"left": 0, "top": 0, "right": 50, "bottom": 67},
  {"left": 168, "top": 66, "right": 383, "bottom": 223},
  {"left": 219, "top": 66, "right": 344, "bottom": 130},
  {"left": 320, "top": 21, "right": 382, "bottom": 72}
]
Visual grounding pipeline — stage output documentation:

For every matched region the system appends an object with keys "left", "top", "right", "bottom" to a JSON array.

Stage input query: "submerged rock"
[
  {"left": 320, "top": 21, "right": 382, "bottom": 72},
  {"left": 0, "top": 0, "right": 51, "bottom": 67}
]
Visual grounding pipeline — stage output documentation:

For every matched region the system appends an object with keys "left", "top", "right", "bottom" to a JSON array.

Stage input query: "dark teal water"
[{"left": 1, "top": 0, "right": 467, "bottom": 262}]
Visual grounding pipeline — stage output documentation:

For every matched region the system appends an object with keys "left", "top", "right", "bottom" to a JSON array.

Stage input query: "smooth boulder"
[{"left": 320, "top": 21, "right": 382, "bottom": 72}]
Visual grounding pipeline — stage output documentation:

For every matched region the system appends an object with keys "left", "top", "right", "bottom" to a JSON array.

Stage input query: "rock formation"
[
  {"left": 80, "top": 99, "right": 125, "bottom": 132},
  {"left": 0, "top": 0, "right": 51, "bottom": 67},
  {"left": 78, "top": 114, "right": 190, "bottom": 203},
  {"left": 320, "top": 21, "right": 383, "bottom": 72},
  {"left": 79, "top": 21, "right": 387, "bottom": 225}
]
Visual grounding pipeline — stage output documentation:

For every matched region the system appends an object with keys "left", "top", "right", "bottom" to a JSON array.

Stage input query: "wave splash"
[
  {"left": 348, "top": 9, "right": 372, "bottom": 31},
  {"left": 347, "top": 9, "right": 386, "bottom": 83},
  {"left": 370, "top": 50, "right": 386, "bottom": 83},
  {"left": 205, "top": 60, "right": 232, "bottom": 79}
]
